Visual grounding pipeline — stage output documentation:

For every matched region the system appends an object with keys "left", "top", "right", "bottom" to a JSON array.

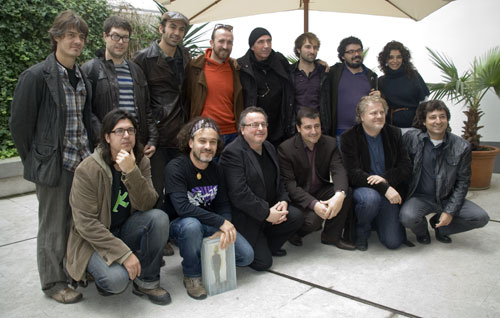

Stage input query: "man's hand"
[
  {"left": 367, "top": 175, "right": 387, "bottom": 185},
  {"left": 115, "top": 149, "right": 136, "bottom": 173},
  {"left": 385, "top": 186, "right": 402, "bottom": 205},
  {"left": 123, "top": 253, "right": 141, "bottom": 280},
  {"left": 266, "top": 202, "right": 288, "bottom": 225},
  {"left": 217, "top": 220, "right": 237, "bottom": 249},
  {"left": 369, "top": 89, "right": 381, "bottom": 97},
  {"left": 313, "top": 201, "right": 328, "bottom": 219},
  {"left": 320, "top": 191, "right": 345, "bottom": 219},
  {"left": 144, "top": 144, "right": 156, "bottom": 158},
  {"left": 435, "top": 212, "right": 453, "bottom": 228},
  {"left": 317, "top": 59, "right": 330, "bottom": 72}
]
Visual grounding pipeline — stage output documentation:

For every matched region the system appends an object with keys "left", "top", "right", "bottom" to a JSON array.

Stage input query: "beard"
[{"left": 345, "top": 57, "right": 363, "bottom": 69}]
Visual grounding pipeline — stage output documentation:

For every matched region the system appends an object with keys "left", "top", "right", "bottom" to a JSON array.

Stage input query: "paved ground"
[{"left": 1, "top": 175, "right": 498, "bottom": 318}]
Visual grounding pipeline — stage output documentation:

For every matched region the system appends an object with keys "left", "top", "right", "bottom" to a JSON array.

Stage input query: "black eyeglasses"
[
  {"left": 214, "top": 23, "right": 233, "bottom": 32},
  {"left": 108, "top": 33, "right": 130, "bottom": 43},
  {"left": 242, "top": 122, "right": 268, "bottom": 129},
  {"left": 345, "top": 48, "right": 363, "bottom": 55},
  {"left": 111, "top": 127, "right": 136, "bottom": 136}
]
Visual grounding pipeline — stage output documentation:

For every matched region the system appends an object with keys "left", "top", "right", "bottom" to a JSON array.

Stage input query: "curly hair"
[
  {"left": 412, "top": 100, "right": 451, "bottom": 132},
  {"left": 377, "top": 41, "right": 416, "bottom": 77},
  {"left": 337, "top": 36, "right": 362, "bottom": 61},
  {"left": 177, "top": 117, "right": 223, "bottom": 156}
]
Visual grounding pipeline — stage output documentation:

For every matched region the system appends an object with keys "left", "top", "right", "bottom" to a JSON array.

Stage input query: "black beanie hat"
[{"left": 248, "top": 27, "right": 271, "bottom": 47}]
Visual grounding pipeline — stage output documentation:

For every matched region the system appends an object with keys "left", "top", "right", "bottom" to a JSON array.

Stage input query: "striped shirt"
[
  {"left": 56, "top": 62, "right": 91, "bottom": 172},
  {"left": 115, "top": 61, "right": 136, "bottom": 116}
]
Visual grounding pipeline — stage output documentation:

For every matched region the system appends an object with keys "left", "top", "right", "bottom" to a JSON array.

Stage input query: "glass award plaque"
[{"left": 201, "top": 237, "right": 237, "bottom": 296}]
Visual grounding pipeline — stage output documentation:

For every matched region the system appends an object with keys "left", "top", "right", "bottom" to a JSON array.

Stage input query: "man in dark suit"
[
  {"left": 278, "top": 108, "right": 355, "bottom": 250},
  {"left": 220, "top": 107, "right": 303, "bottom": 271}
]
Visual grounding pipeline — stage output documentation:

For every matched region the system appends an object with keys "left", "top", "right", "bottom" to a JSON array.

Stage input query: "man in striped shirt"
[{"left": 82, "top": 15, "right": 158, "bottom": 157}]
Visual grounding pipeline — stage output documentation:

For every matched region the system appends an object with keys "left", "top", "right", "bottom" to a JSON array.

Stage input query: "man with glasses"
[
  {"left": 329, "top": 36, "right": 380, "bottom": 141},
  {"left": 133, "top": 11, "right": 191, "bottom": 211},
  {"left": 67, "top": 109, "right": 171, "bottom": 305},
  {"left": 220, "top": 107, "right": 303, "bottom": 271},
  {"left": 10, "top": 10, "right": 93, "bottom": 303},
  {"left": 82, "top": 15, "right": 158, "bottom": 158},
  {"left": 237, "top": 28, "right": 295, "bottom": 147}
]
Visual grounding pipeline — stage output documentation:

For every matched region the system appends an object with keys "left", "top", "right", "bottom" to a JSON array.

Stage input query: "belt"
[{"left": 389, "top": 107, "right": 409, "bottom": 125}]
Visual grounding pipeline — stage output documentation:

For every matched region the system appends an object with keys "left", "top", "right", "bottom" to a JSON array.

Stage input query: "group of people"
[{"left": 9, "top": 10, "right": 489, "bottom": 306}]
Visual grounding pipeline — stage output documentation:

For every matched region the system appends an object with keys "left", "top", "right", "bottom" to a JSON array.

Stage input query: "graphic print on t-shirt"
[
  {"left": 188, "top": 185, "right": 218, "bottom": 208},
  {"left": 113, "top": 189, "right": 129, "bottom": 212}
]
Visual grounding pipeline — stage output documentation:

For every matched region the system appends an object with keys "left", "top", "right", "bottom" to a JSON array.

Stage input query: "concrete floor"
[{"left": 0, "top": 175, "right": 499, "bottom": 318}]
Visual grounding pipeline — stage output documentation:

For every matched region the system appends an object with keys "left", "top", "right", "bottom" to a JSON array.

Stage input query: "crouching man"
[
  {"left": 164, "top": 117, "right": 254, "bottom": 300},
  {"left": 400, "top": 100, "right": 489, "bottom": 244},
  {"left": 66, "top": 109, "right": 171, "bottom": 305}
]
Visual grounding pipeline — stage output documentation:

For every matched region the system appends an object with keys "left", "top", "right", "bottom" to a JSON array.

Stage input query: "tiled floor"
[{"left": 1, "top": 175, "right": 498, "bottom": 317}]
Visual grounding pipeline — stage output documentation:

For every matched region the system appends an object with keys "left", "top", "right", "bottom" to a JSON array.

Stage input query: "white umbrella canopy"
[{"left": 158, "top": 0, "right": 454, "bottom": 31}]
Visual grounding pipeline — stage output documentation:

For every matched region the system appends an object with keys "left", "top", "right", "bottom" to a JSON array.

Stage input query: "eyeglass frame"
[
  {"left": 110, "top": 127, "right": 136, "bottom": 136},
  {"left": 214, "top": 23, "right": 233, "bottom": 32},
  {"left": 241, "top": 122, "right": 269, "bottom": 129},
  {"left": 107, "top": 33, "right": 130, "bottom": 43},
  {"left": 344, "top": 48, "right": 363, "bottom": 55}
]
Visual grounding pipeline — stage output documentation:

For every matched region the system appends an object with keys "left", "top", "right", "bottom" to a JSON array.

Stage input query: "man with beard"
[
  {"left": 330, "top": 36, "right": 380, "bottom": 141},
  {"left": 82, "top": 16, "right": 158, "bottom": 157},
  {"left": 163, "top": 118, "right": 253, "bottom": 300},
  {"left": 290, "top": 32, "right": 331, "bottom": 135},
  {"left": 187, "top": 24, "right": 243, "bottom": 147},
  {"left": 238, "top": 28, "right": 295, "bottom": 147}
]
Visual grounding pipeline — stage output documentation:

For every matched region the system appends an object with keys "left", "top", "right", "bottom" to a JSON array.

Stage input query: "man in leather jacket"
[
  {"left": 400, "top": 100, "right": 489, "bottom": 244},
  {"left": 82, "top": 16, "right": 158, "bottom": 157}
]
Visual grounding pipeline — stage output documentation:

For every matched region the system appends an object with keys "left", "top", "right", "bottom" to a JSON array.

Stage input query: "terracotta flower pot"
[{"left": 470, "top": 146, "right": 500, "bottom": 190}]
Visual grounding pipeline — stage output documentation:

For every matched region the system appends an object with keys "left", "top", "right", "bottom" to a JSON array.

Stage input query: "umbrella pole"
[{"left": 303, "top": 0, "right": 309, "bottom": 32}]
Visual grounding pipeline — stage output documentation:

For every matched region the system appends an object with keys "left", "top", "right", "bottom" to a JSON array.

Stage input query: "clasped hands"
[{"left": 315, "top": 191, "right": 345, "bottom": 220}]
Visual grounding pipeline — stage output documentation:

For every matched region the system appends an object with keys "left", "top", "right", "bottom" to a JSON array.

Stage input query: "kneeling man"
[
  {"left": 220, "top": 107, "right": 303, "bottom": 271},
  {"left": 400, "top": 100, "right": 489, "bottom": 244},
  {"left": 278, "top": 108, "right": 355, "bottom": 250},
  {"left": 66, "top": 109, "right": 171, "bottom": 305},
  {"left": 164, "top": 118, "right": 254, "bottom": 300}
]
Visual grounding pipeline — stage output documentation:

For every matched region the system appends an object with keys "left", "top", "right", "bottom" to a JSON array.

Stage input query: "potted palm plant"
[{"left": 427, "top": 47, "right": 500, "bottom": 189}]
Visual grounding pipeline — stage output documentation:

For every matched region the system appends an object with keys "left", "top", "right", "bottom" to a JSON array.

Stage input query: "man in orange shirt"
[{"left": 186, "top": 24, "right": 243, "bottom": 147}]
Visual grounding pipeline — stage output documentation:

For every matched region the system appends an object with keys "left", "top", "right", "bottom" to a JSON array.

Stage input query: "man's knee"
[
  {"left": 148, "top": 209, "right": 170, "bottom": 232},
  {"left": 400, "top": 204, "right": 420, "bottom": 227},
  {"left": 354, "top": 188, "right": 381, "bottom": 210},
  {"left": 95, "top": 267, "right": 130, "bottom": 294}
]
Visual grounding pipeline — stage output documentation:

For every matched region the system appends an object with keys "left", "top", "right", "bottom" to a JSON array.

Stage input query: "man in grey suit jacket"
[
  {"left": 278, "top": 108, "right": 354, "bottom": 250},
  {"left": 220, "top": 107, "right": 303, "bottom": 271}
]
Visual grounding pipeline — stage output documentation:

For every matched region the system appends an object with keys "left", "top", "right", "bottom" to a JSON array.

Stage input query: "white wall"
[{"left": 126, "top": 0, "right": 500, "bottom": 142}]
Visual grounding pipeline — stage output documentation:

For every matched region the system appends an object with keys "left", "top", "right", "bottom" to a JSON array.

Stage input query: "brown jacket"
[
  {"left": 66, "top": 147, "right": 158, "bottom": 282},
  {"left": 186, "top": 54, "right": 244, "bottom": 125}
]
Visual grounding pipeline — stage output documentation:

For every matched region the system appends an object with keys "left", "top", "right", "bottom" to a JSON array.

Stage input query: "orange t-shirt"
[{"left": 202, "top": 49, "right": 236, "bottom": 135}]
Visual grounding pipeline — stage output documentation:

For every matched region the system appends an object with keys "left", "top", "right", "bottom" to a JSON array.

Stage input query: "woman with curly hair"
[{"left": 377, "top": 41, "right": 429, "bottom": 132}]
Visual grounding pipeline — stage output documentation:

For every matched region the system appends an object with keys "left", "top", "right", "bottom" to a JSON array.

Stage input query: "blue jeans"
[
  {"left": 169, "top": 217, "right": 254, "bottom": 277},
  {"left": 353, "top": 187, "right": 404, "bottom": 249},
  {"left": 87, "top": 209, "right": 170, "bottom": 293}
]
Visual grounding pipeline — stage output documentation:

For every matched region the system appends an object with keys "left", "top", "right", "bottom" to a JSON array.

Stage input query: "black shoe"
[
  {"left": 96, "top": 284, "right": 113, "bottom": 297},
  {"left": 355, "top": 238, "right": 368, "bottom": 251},
  {"left": 163, "top": 241, "right": 175, "bottom": 256},
  {"left": 132, "top": 282, "right": 171, "bottom": 305},
  {"left": 416, "top": 229, "right": 431, "bottom": 244},
  {"left": 429, "top": 214, "right": 452, "bottom": 243},
  {"left": 322, "top": 239, "right": 356, "bottom": 251},
  {"left": 288, "top": 234, "right": 303, "bottom": 246},
  {"left": 271, "top": 249, "right": 287, "bottom": 257}
]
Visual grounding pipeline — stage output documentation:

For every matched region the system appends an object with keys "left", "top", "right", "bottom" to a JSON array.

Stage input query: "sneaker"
[
  {"left": 183, "top": 276, "right": 207, "bottom": 300},
  {"left": 163, "top": 241, "right": 175, "bottom": 256},
  {"left": 50, "top": 287, "right": 83, "bottom": 304},
  {"left": 132, "top": 282, "right": 171, "bottom": 305}
]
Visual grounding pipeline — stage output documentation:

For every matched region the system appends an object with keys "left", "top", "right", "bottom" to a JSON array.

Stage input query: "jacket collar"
[{"left": 91, "top": 147, "right": 113, "bottom": 181}]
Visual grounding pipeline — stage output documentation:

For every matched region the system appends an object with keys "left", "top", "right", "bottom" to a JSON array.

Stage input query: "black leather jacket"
[
  {"left": 9, "top": 53, "right": 93, "bottom": 186},
  {"left": 81, "top": 49, "right": 158, "bottom": 147},
  {"left": 237, "top": 49, "right": 295, "bottom": 143},
  {"left": 289, "top": 61, "right": 331, "bottom": 136},
  {"left": 133, "top": 41, "right": 191, "bottom": 148},
  {"left": 403, "top": 129, "right": 471, "bottom": 215}
]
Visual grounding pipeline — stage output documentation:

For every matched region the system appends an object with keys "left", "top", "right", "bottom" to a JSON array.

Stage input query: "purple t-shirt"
[
  {"left": 294, "top": 66, "right": 321, "bottom": 111},
  {"left": 337, "top": 65, "right": 371, "bottom": 131}
]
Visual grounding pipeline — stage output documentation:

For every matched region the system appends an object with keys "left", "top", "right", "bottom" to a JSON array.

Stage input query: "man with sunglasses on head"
[
  {"left": 237, "top": 28, "right": 295, "bottom": 147},
  {"left": 10, "top": 10, "right": 93, "bottom": 304},
  {"left": 133, "top": 11, "right": 191, "bottom": 211},
  {"left": 329, "top": 36, "right": 380, "bottom": 143},
  {"left": 187, "top": 23, "right": 243, "bottom": 148},
  {"left": 82, "top": 16, "right": 158, "bottom": 157}
]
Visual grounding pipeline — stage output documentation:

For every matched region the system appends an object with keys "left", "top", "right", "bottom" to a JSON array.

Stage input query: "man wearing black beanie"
[{"left": 237, "top": 27, "right": 294, "bottom": 147}]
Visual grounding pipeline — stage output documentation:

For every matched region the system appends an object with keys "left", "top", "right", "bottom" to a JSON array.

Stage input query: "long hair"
[
  {"left": 48, "top": 10, "right": 88, "bottom": 52},
  {"left": 412, "top": 100, "right": 451, "bottom": 132},
  {"left": 99, "top": 109, "right": 144, "bottom": 166},
  {"left": 378, "top": 41, "right": 417, "bottom": 77},
  {"left": 177, "top": 117, "right": 223, "bottom": 156}
]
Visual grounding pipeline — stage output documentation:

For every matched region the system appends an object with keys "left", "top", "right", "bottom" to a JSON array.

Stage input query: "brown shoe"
[
  {"left": 183, "top": 276, "right": 207, "bottom": 300},
  {"left": 132, "top": 282, "right": 171, "bottom": 305},
  {"left": 50, "top": 287, "right": 82, "bottom": 304},
  {"left": 163, "top": 241, "right": 175, "bottom": 256},
  {"left": 322, "top": 239, "right": 356, "bottom": 251}
]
